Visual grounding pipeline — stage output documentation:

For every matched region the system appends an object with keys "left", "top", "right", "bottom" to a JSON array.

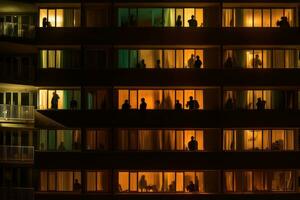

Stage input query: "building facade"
[{"left": 1, "top": 0, "right": 300, "bottom": 200}]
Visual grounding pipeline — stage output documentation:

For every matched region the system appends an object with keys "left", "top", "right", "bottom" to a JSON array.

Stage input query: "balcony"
[
  {"left": 0, "top": 22, "right": 35, "bottom": 41},
  {"left": 0, "top": 104, "right": 34, "bottom": 123},
  {"left": 36, "top": 110, "right": 300, "bottom": 128},
  {"left": 0, "top": 145, "right": 34, "bottom": 164},
  {"left": 36, "top": 68, "right": 300, "bottom": 87},
  {"left": 0, "top": 187, "right": 34, "bottom": 200},
  {"left": 35, "top": 27, "right": 300, "bottom": 45}
]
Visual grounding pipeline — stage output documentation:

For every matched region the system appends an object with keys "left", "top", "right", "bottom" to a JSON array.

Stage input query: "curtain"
[{"left": 163, "top": 8, "right": 175, "bottom": 27}]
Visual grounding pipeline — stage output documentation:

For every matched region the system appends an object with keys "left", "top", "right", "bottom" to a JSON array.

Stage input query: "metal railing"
[
  {"left": 0, "top": 104, "right": 34, "bottom": 121},
  {"left": 0, "top": 187, "right": 34, "bottom": 200},
  {"left": 0, "top": 145, "right": 34, "bottom": 162}
]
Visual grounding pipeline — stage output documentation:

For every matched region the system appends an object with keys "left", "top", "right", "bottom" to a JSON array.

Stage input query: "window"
[
  {"left": 40, "top": 171, "right": 81, "bottom": 191},
  {"left": 86, "top": 129, "right": 110, "bottom": 150},
  {"left": 38, "top": 129, "right": 81, "bottom": 151},
  {"left": 118, "top": 8, "right": 203, "bottom": 27},
  {"left": 86, "top": 89, "right": 111, "bottom": 110},
  {"left": 224, "top": 49, "right": 299, "bottom": 69},
  {"left": 118, "top": 49, "right": 204, "bottom": 69},
  {"left": 222, "top": 8, "right": 295, "bottom": 27},
  {"left": 38, "top": 89, "right": 81, "bottom": 110},
  {"left": 39, "top": 49, "right": 80, "bottom": 69},
  {"left": 223, "top": 129, "right": 294, "bottom": 151},
  {"left": 224, "top": 170, "right": 295, "bottom": 192},
  {"left": 39, "top": 8, "right": 80, "bottom": 27},
  {"left": 118, "top": 171, "right": 211, "bottom": 193},
  {"left": 86, "top": 171, "right": 109, "bottom": 192},
  {"left": 118, "top": 89, "right": 203, "bottom": 110},
  {"left": 117, "top": 129, "right": 204, "bottom": 151}
]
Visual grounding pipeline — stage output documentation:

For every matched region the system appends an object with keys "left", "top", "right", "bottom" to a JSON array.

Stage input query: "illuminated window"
[
  {"left": 86, "top": 129, "right": 110, "bottom": 150},
  {"left": 39, "top": 8, "right": 80, "bottom": 27},
  {"left": 222, "top": 8, "right": 295, "bottom": 27},
  {"left": 40, "top": 171, "right": 81, "bottom": 191},
  {"left": 39, "top": 49, "right": 80, "bottom": 69},
  {"left": 118, "top": 8, "right": 203, "bottom": 27},
  {"left": 38, "top": 89, "right": 81, "bottom": 110},
  {"left": 117, "top": 129, "right": 204, "bottom": 151},
  {"left": 223, "top": 129, "right": 294, "bottom": 151},
  {"left": 117, "top": 171, "right": 208, "bottom": 193},
  {"left": 118, "top": 49, "right": 204, "bottom": 69},
  {"left": 86, "top": 171, "right": 109, "bottom": 192},
  {"left": 118, "top": 89, "right": 203, "bottom": 110},
  {"left": 38, "top": 129, "right": 81, "bottom": 151}
]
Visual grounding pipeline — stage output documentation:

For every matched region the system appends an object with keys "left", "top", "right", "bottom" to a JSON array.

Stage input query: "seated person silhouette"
[
  {"left": 224, "top": 56, "right": 233, "bottom": 68},
  {"left": 122, "top": 99, "right": 131, "bottom": 110},
  {"left": 194, "top": 55, "right": 202, "bottom": 68},
  {"left": 168, "top": 181, "right": 176, "bottom": 192},
  {"left": 140, "top": 98, "right": 147, "bottom": 111},
  {"left": 138, "top": 175, "right": 147, "bottom": 192},
  {"left": 70, "top": 99, "right": 78, "bottom": 110},
  {"left": 175, "top": 100, "right": 183, "bottom": 110},
  {"left": 225, "top": 97, "right": 234, "bottom": 110},
  {"left": 58, "top": 141, "right": 66, "bottom": 151},
  {"left": 175, "top": 15, "right": 182, "bottom": 27},
  {"left": 188, "top": 136, "right": 198, "bottom": 151},
  {"left": 186, "top": 96, "right": 199, "bottom": 110},
  {"left": 186, "top": 181, "right": 196, "bottom": 192},
  {"left": 155, "top": 59, "right": 161, "bottom": 69},
  {"left": 188, "top": 15, "right": 197, "bottom": 27},
  {"left": 277, "top": 16, "right": 290, "bottom": 28},
  {"left": 136, "top": 59, "right": 146, "bottom": 68},
  {"left": 73, "top": 179, "right": 81, "bottom": 192}
]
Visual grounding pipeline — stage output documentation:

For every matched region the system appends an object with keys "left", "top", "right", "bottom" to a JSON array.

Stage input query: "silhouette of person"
[
  {"left": 256, "top": 98, "right": 265, "bottom": 110},
  {"left": 42, "top": 17, "right": 48, "bottom": 28},
  {"left": 51, "top": 91, "right": 59, "bottom": 109},
  {"left": 188, "top": 15, "right": 197, "bottom": 27},
  {"left": 188, "top": 136, "right": 198, "bottom": 151},
  {"left": 186, "top": 96, "right": 199, "bottom": 110},
  {"left": 141, "top": 59, "right": 146, "bottom": 68},
  {"left": 140, "top": 98, "right": 147, "bottom": 110},
  {"left": 73, "top": 179, "right": 81, "bottom": 192},
  {"left": 277, "top": 16, "right": 290, "bottom": 28},
  {"left": 195, "top": 176, "right": 199, "bottom": 192},
  {"left": 224, "top": 56, "right": 233, "bottom": 68},
  {"left": 139, "top": 175, "right": 147, "bottom": 192},
  {"left": 122, "top": 99, "right": 131, "bottom": 110},
  {"left": 168, "top": 180, "right": 176, "bottom": 192},
  {"left": 175, "top": 15, "right": 182, "bottom": 27},
  {"left": 194, "top": 55, "right": 202, "bottom": 68},
  {"left": 175, "top": 100, "right": 182, "bottom": 110},
  {"left": 252, "top": 54, "right": 262, "bottom": 68},
  {"left": 70, "top": 98, "right": 78, "bottom": 110},
  {"left": 225, "top": 97, "right": 234, "bottom": 110},
  {"left": 187, "top": 54, "right": 195, "bottom": 68},
  {"left": 186, "top": 181, "right": 195, "bottom": 192},
  {"left": 156, "top": 59, "right": 161, "bottom": 68},
  {"left": 58, "top": 141, "right": 66, "bottom": 151}
]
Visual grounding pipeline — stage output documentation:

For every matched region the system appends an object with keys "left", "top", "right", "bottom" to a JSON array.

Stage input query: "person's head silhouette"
[
  {"left": 191, "top": 136, "right": 195, "bottom": 141},
  {"left": 196, "top": 55, "right": 200, "bottom": 60},
  {"left": 189, "top": 96, "right": 193, "bottom": 100},
  {"left": 177, "top": 15, "right": 181, "bottom": 19},
  {"left": 191, "top": 15, "right": 195, "bottom": 20},
  {"left": 255, "top": 54, "right": 259, "bottom": 59},
  {"left": 124, "top": 99, "right": 129, "bottom": 104},
  {"left": 141, "top": 98, "right": 145, "bottom": 102}
]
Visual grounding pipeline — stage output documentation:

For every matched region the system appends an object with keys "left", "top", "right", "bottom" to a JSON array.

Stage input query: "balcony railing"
[
  {"left": 0, "top": 187, "right": 34, "bottom": 200},
  {"left": 0, "top": 145, "right": 34, "bottom": 163},
  {"left": 0, "top": 104, "right": 34, "bottom": 122}
]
